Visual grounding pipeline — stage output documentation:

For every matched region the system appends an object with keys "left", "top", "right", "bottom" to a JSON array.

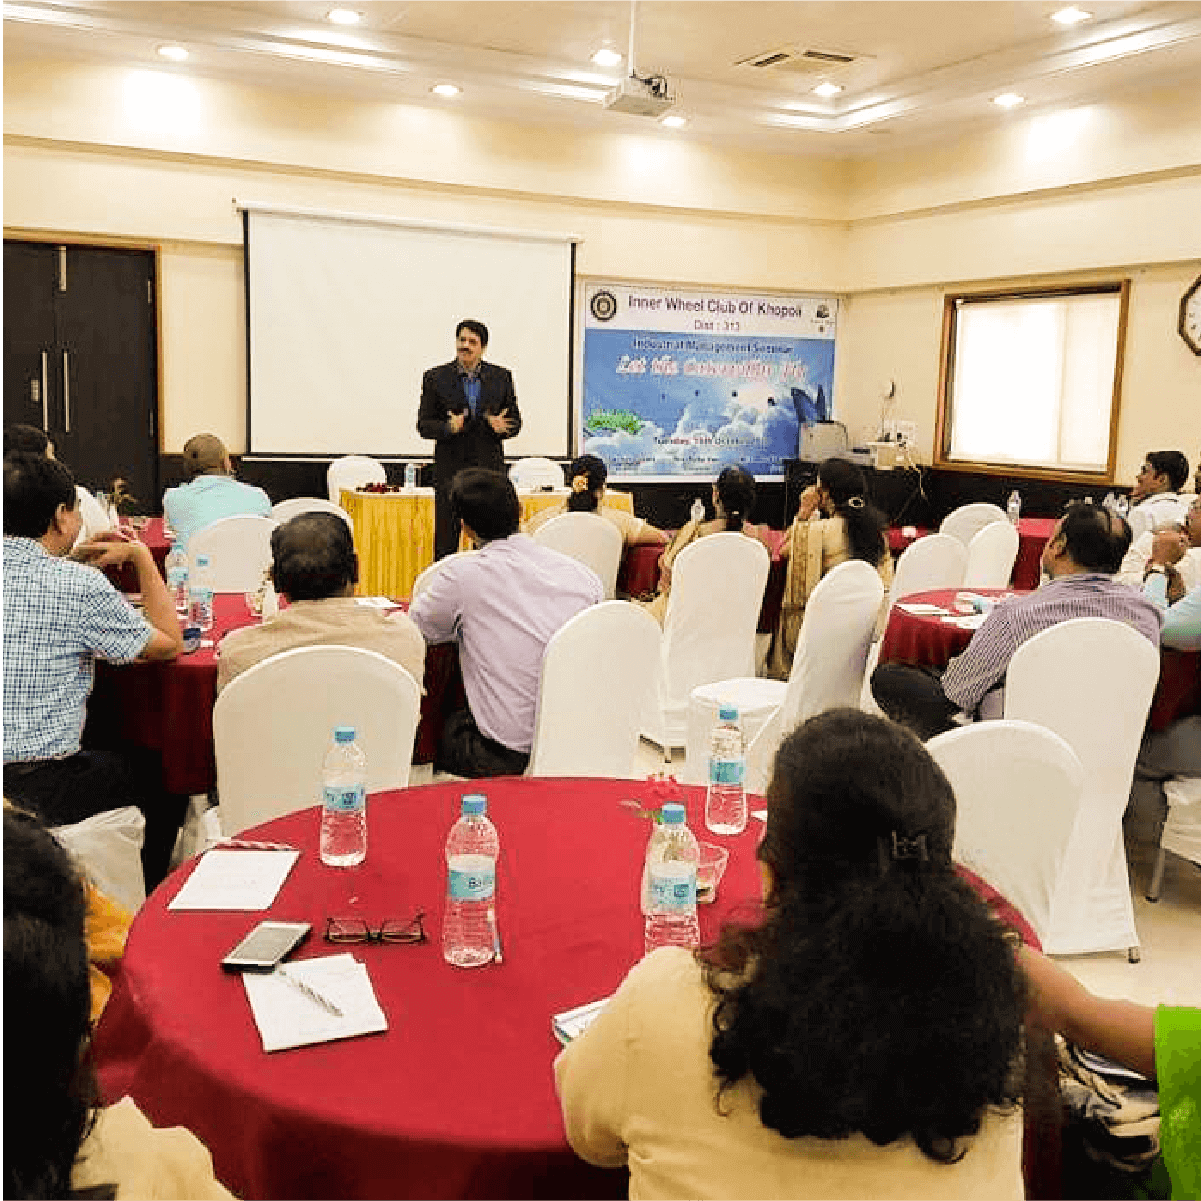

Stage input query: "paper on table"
[
  {"left": 897, "top": 602, "right": 949, "bottom": 616},
  {"left": 243, "top": 953, "right": 387, "bottom": 1052},
  {"left": 752, "top": 809, "right": 768, "bottom": 823},
  {"left": 354, "top": 596, "right": 395, "bottom": 609},
  {"left": 168, "top": 849, "right": 299, "bottom": 911},
  {"left": 941, "top": 613, "right": 987, "bottom": 630},
  {"left": 552, "top": 996, "right": 612, "bottom": 1045}
]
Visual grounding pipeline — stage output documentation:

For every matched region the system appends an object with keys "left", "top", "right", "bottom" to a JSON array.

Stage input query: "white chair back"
[
  {"left": 213, "top": 646, "right": 421, "bottom": 836},
  {"left": 642, "top": 533, "right": 770, "bottom": 750},
  {"left": 962, "top": 519, "right": 1020, "bottom": 589},
  {"left": 927, "top": 720, "right": 1084, "bottom": 944},
  {"left": 1003, "top": 617, "right": 1160, "bottom": 956},
  {"left": 411, "top": 550, "right": 474, "bottom": 600},
  {"left": 327, "top": 455, "right": 386, "bottom": 503},
  {"left": 52, "top": 806, "right": 147, "bottom": 914},
  {"left": 891, "top": 532, "right": 968, "bottom": 601},
  {"left": 509, "top": 457, "right": 564, "bottom": 491},
  {"left": 527, "top": 601, "right": 661, "bottom": 778},
  {"left": 531, "top": 512, "right": 623, "bottom": 600},
  {"left": 189, "top": 515, "right": 277, "bottom": 592},
  {"left": 939, "top": 502, "right": 1009, "bottom": 548},
  {"left": 272, "top": 496, "right": 355, "bottom": 530}
]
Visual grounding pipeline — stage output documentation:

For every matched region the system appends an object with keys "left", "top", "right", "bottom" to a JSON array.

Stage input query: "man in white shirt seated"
[
  {"left": 162, "top": 433, "right": 271, "bottom": 552},
  {"left": 1141, "top": 499, "right": 1201, "bottom": 653},
  {"left": 1126, "top": 450, "right": 1190, "bottom": 541},
  {"left": 217, "top": 511, "right": 426, "bottom": 691},
  {"left": 1120, "top": 492, "right": 1201, "bottom": 591},
  {"left": 410, "top": 468, "right": 603, "bottom": 777}
]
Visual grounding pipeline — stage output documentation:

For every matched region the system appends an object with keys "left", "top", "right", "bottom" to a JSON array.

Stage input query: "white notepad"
[
  {"left": 168, "top": 849, "right": 299, "bottom": 911},
  {"left": 243, "top": 953, "right": 388, "bottom": 1052},
  {"left": 897, "top": 602, "right": 949, "bottom": 616},
  {"left": 552, "top": 996, "right": 612, "bottom": 1045}
]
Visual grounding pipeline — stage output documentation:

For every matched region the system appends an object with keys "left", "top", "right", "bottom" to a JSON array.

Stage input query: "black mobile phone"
[{"left": 221, "top": 921, "right": 311, "bottom": 973}]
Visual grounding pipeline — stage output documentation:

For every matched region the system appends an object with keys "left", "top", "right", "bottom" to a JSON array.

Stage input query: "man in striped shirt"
[{"left": 872, "top": 503, "right": 1162, "bottom": 740}]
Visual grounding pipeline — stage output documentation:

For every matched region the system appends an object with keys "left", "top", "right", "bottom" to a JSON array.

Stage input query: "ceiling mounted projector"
[{"left": 605, "top": 75, "right": 676, "bottom": 117}]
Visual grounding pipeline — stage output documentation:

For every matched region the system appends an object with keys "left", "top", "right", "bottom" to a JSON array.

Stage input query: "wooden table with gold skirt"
[{"left": 340, "top": 486, "right": 635, "bottom": 599}]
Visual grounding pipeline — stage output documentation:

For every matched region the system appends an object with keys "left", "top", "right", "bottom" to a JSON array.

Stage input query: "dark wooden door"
[{"left": 3, "top": 241, "right": 159, "bottom": 508}]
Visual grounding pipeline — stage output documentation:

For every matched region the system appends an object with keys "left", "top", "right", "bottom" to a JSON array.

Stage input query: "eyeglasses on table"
[{"left": 324, "top": 910, "right": 427, "bottom": 945}]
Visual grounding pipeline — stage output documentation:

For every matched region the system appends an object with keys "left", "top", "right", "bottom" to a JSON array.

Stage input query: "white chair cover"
[
  {"left": 928, "top": 720, "right": 1084, "bottom": 945},
  {"left": 213, "top": 646, "right": 421, "bottom": 836},
  {"left": 327, "top": 455, "right": 386, "bottom": 503},
  {"left": 641, "top": 533, "right": 770, "bottom": 752},
  {"left": 531, "top": 512, "right": 622, "bottom": 600},
  {"left": 1003, "top": 617, "right": 1160, "bottom": 956},
  {"left": 860, "top": 533, "right": 968, "bottom": 714},
  {"left": 272, "top": 496, "right": 355, "bottom": 529},
  {"left": 1147, "top": 775, "right": 1201, "bottom": 901},
  {"left": 508, "top": 457, "right": 564, "bottom": 491},
  {"left": 962, "top": 519, "right": 1020, "bottom": 589},
  {"left": 410, "top": 550, "right": 474, "bottom": 600},
  {"left": 686, "top": 560, "right": 884, "bottom": 791},
  {"left": 939, "top": 502, "right": 1009, "bottom": 548},
  {"left": 527, "top": 601, "right": 661, "bottom": 778},
  {"left": 52, "top": 806, "right": 147, "bottom": 914},
  {"left": 188, "top": 514, "right": 277, "bottom": 593}
]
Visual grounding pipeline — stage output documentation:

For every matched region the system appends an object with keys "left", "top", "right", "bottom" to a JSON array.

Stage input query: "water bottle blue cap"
[
  {"left": 461, "top": 794, "right": 486, "bottom": 815},
  {"left": 334, "top": 725, "right": 356, "bottom": 743},
  {"left": 718, "top": 705, "right": 739, "bottom": 721},
  {"left": 196, "top": 555, "right": 210, "bottom": 566},
  {"left": 661, "top": 803, "right": 686, "bottom": 824}
]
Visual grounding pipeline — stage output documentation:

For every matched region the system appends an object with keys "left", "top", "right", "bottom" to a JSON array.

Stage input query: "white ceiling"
[{"left": 6, "top": 0, "right": 1201, "bottom": 154}]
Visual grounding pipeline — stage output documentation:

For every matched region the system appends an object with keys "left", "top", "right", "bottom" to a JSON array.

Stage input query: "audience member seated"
[
  {"left": 767, "top": 456, "right": 893, "bottom": 678},
  {"left": 1128, "top": 450, "right": 1191, "bottom": 541},
  {"left": 5, "top": 422, "right": 112, "bottom": 542},
  {"left": 3, "top": 453, "right": 185, "bottom": 885},
  {"left": 872, "top": 502, "right": 1161, "bottom": 740},
  {"left": 409, "top": 468, "right": 602, "bottom": 778},
  {"left": 556, "top": 709, "right": 1025, "bottom": 1199},
  {"left": 1118, "top": 501, "right": 1201, "bottom": 591},
  {"left": 1140, "top": 499, "right": 1201, "bottom": 652},
  {"left": 522, "top": 454, "right": 667, "bottom": 547},
  {"left": 639, "top": 465, "right": 770, "bottom": 625},
  {"left": 1019, "top": 946, "right": 1200, "bottom": 1198},
  {"left": 3, "top": 805, "right": 234, "bottom": 1200},
  {"left": 217, "top": 511, "right": 425, "bottom": 691},
  {"left": 163, "top": 432, "right": 271, "bottom": 551}
]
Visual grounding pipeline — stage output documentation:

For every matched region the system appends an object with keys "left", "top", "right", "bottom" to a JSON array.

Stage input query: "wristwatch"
[{"left": 1145, "top": 564, "right": 1169, "bottom": 578}]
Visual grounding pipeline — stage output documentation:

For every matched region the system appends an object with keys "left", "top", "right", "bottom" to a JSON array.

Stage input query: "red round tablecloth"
[
  {"left": 1013, "top": 517, "right": 1057, "bottom": 591},
  {"left": 92, "top": 777, "right": 1035, "bottom": 1201},
  {"left": 878, "top": 588, "right": 1013, "bottom": 671}
]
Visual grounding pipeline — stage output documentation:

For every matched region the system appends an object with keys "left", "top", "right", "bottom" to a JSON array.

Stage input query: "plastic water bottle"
[
  {"left": 705, "top": 705, "right": 747, "bottom": 835},
  {"left": 1115, "top": 494, "right": 1130, "bottom": 518},
  {"left": 690, "top": 497, "right": 706, "bottom": 524},
  {"left": 404, "top": 461, "right": 418, "bottom": 490},
  {"left": 187, "top": 554, "right": 214, "bottom": 632},
  {"left": 165, "top": 542, "right": 189, "bottom": 617},
  {"left": 319, "top": 725, "right": 367, "bottom": 867},
  {"left": 443, "top": 794, "right": 500, "bottom": 968},
  {"left": 644, "top": 803, "right": 700, "bottom": 955},
  {"left": 1006, "top": 489, "right": 1022, "bottom": 526}
]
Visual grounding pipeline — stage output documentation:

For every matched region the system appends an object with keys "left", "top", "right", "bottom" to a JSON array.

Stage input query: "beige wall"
[{"left": 5, "top": 54, "right": 1199, "bottom": 472}]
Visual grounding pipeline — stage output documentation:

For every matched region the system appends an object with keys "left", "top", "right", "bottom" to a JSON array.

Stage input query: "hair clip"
[
  {"left": 848, "top": 496, "right": 866, "bottom": 509},
  {"left": 877, "top": 830, "right": 929, "bottom": 873}
]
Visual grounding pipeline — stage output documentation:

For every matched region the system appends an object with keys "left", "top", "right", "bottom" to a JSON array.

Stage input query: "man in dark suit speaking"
[{"left": 418, "top": 319, "right": 522, "bottom": 559}]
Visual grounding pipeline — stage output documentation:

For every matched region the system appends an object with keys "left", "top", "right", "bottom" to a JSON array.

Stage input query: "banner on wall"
[{"left": 580, "top": 283, "right": 838, "bottom": 479}]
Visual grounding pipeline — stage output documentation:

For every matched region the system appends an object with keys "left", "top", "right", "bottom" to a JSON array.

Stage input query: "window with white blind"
[{"left": 936, "top": 282, "right": 1128, "bottom": 479}]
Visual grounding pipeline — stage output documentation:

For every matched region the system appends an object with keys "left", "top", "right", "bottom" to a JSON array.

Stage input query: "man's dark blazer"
[{"left": 416, "top": 360, "right": 521, "bottom": 485}]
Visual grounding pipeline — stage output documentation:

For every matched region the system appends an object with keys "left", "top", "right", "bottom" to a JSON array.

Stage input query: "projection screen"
[{"left": 242, "top": 206, "right": 576, "bottom": 458}]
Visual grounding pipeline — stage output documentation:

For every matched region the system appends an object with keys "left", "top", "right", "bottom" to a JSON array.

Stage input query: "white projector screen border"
[{"left": 240, "top": 203, "right": 578, "bottom": 460}]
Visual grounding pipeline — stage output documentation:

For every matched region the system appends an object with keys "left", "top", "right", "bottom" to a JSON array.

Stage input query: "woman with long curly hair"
[{"left": 556, "top": 710, "right": 1025, "bottom": 1199}]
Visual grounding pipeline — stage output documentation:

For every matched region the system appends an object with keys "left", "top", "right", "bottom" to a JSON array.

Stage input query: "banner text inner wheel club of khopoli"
[{"left": 581, "top": 284, "right": 839, "bottom": 480}]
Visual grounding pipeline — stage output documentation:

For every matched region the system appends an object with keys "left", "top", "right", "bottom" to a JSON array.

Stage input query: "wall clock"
[{"left": 1180, "top": 274, "right": 1201, "bottom": 356}]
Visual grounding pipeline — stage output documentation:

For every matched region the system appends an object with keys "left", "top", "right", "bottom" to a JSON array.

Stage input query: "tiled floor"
[{"left": 424, "top": 737, "right": 1201, "bottom": 1012}]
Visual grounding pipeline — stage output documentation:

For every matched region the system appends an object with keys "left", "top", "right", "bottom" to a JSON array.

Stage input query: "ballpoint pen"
[
  {"left": 491, "top": 911, "right": 503, "bottom": 965},
  {"left": 274, "top": 964, "right": 343, "bottom": 1018}
]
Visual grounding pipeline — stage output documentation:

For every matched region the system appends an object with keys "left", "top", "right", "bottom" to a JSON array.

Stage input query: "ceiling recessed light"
[
  {"left": 591, "top": 47, "right": 622, "bottom": 68},
  {"left": 813, "top": 82, "right": 843, "bottom": 97},
  {"left": 993, "top": 92, "right": 1025, "bottom": 108},
  {"left": 431, "top": 83, "right": 461, "bottom": 98},
  {"left": 1052, "top": 7, "right": 1093, "bottom": 25},
  {"left": 326, "top": 8, "right": 362, "bottom": 24},
  {"left": 156, "top": 44, "right": 189, "bottom": 61},
  {"left": 660, "top": 113, "right": 687, "bottom": 128}
]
